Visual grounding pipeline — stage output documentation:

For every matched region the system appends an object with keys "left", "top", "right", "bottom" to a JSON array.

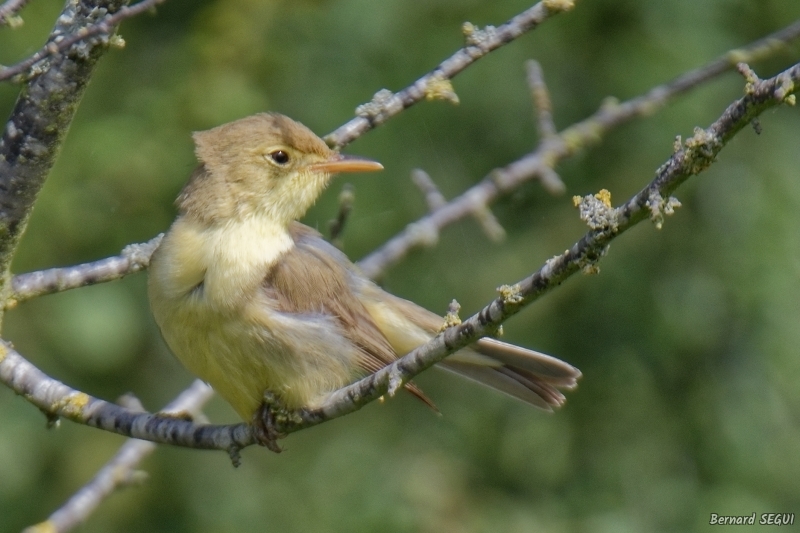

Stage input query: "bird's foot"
[{"left": 252, "top": 392, "right": 303, "bottom": 453}]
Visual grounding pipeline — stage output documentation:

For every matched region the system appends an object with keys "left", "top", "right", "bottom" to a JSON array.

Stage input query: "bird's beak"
[{"left": 308, "top": 153, "right": 383, "bottom": 174}]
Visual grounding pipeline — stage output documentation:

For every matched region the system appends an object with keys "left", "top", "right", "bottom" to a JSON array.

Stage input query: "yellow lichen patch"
[
  {"left": 462, "top": 21, "right": 476, "bottom": 38},
  {"left": 785, "top": 94, "right": 796, "bottom": 106},
  {"left": 543, "top": 0, "right": 575, "bottom": 12},
  {"left": 595, "top": 189, "right": 612, "bottom": 207},
  {"left": 497, "top": 284, "right": 523, "bottom": 305},
  {"left": 109, "top": 34, "right": 126, "bottom": 49},
  {"left": 22, "top": 520, "right": 57, "bottom": 533},
  {"left": 424, "top": 74, "right": 459, "bottom": 105},
  {"left": 56, "top": 392, "right": 90, "bottom": 419},
  {"left": 582, "top": 264, "right": 601, "bottom": 275},
  {"left": 574, "top": 190, "right": 619, "bottom": 231},
  {"left": 440, "top": 299, "right": 462, "bottom": 332}
]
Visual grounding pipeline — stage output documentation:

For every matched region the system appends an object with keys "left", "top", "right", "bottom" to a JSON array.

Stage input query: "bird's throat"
[{"left": 156, "top": 214, "right": 295, "bottom": 311}]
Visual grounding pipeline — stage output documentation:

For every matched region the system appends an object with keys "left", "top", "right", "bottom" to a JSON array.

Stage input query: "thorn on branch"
[
  {"left": 471, "top": 204, "right": 506, "bottom": 242},
  {"left": 526, "top": 60, "right": 557, "bottom": 139},
  {"left": 538, "top": 167, "right": 566, "bottom": 195},
  {"left": 328, "top": 183, "right": 355, "bottom": 248},
  {"left": 411, "top": 169, "right": 447, "bottom": 212},
  {"left": 673, "top": 135, "right": 682, "bottom": 154},
  {"left": 116, "top": 393, "right": 145, "bottom": 412},
  {"left": 42, "top": 410, "right": 60, "bottom": 429},
  {"left": 440, "top": 299, "right": 462, "bottom": 332},
  {"left": 737, "top": 62, "right": 761, "bottom": 95},
  {"left": 228, "top": 446, "right": 242, "bottom": 468}
]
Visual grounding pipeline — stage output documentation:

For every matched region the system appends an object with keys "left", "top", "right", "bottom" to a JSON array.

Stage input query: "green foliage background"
[{"left": 2, "top": 0, "right": 800, "bottom": 531}]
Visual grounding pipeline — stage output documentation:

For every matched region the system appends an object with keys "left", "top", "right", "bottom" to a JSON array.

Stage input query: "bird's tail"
[
  {"left": 441, "top": 338, "right": 580, "bottom": 411},
  {"left": 357, "top": 283, "right": 581, "bottom": 410}
]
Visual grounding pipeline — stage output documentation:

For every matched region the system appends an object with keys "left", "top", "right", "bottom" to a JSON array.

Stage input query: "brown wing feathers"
[
  {"left": 379, "top": 286, "right": 581, "bottom": 410},
  {"left": 266, "top": 225, "right": 436, "bottom": 409}
]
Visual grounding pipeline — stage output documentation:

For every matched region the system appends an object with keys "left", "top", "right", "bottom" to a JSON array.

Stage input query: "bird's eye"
[{"left": 269, "top": 150, "right": 290, "bottom": 165}]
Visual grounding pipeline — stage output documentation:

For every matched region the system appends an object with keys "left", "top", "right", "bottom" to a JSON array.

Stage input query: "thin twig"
[
  {"left": 323, "top": 0, "right": 576, "bottom": 149},
  {"left": 0, "top": 0, "right": 167, "bottom": 82},
  {"left": 526, "top": 59, "right": 558, "bottom": 139},
  {"left": 9, "top": 236, "right": 162, "bottom": 307},
  {"left": 328, "top": 184, "right": 355, "bottom": 248},
  {"left": 356, "top": 19, "right": 800, "bottom": 279},
  {"left": 22, "top": 380, "right": 213, "bottom": 533},
  {"left": 0, "top": 0, "right": 31, "bottom": 26},
  {"left": 411, "top": 169, "right": 447, "bottom": 212},
  {"left": 13, "top": 15, "right": 795, "bottom": 296},
  {"left": 1, "top": 59, "right": 796, "bottom": 450}
]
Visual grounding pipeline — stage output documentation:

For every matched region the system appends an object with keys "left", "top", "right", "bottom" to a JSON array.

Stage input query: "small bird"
[{"left": 148, "top": 113, "right": 580, "bottom": 449}]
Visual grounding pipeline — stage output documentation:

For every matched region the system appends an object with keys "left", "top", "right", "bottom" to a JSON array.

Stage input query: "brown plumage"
[{"left": 148, "top": 113, "right": 580, "bottom": 437}]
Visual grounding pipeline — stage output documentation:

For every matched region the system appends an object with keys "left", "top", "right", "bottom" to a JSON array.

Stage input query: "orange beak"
[{"left": 308, "top": 153, "right": 383, "bottom": 174}]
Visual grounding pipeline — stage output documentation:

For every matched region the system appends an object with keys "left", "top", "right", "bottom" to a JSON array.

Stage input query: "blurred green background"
[{"left": 2, "top": 0, "right": 800, "bottom": 531}]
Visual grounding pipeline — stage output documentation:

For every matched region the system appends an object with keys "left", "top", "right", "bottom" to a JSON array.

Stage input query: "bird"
[{"left": 148, "top": 113, "right": 581, "bottom": 451}]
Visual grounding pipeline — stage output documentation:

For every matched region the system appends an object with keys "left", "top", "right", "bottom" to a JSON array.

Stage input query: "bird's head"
[{"left": 179, "top": 113, "right": 382, "bottom": 225}]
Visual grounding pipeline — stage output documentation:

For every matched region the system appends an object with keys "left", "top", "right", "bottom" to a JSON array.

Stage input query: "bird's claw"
[
  {"left": 252, "top": 392, "right": 303, "bottom": 453},
  {"left": 253, "top": 406, "right": 285, "bottom": 453}
]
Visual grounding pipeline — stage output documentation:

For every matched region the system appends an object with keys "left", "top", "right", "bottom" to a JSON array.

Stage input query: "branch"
[
  {"left": 323, "top": 0, "right": 576, "bottom": 149},
  {"left": 0, "top": 0, "right": 31, "bottom": 27},
  {"left": 0, "top": 0, "right": 133, "bottom": 331},
  {"left": 8, "top": 235, "right": 162, "bottom": 307},
  {"left": 0, "top": 0, "right": 166, "bottom": 82},
  {"left": 0, "top": 340, "right": 253, "bottom": 451},
  {"left": 356, "top": 19, "right": 800, "bottom": 279},
  {"left": 279, "top": 59, "right": 800, "bottom": 432},
  {"left": 22, "top": 381, "right": 213, "bottom": 533},
  {"left": 11, "top": 17, "right": 800, "bottom": 299},
  {"left": 1, "top": 59, "right": 796, "bottom": 451}
]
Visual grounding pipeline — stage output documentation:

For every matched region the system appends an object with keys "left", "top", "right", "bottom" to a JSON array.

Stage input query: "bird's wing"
[
  {"left": 262, "top": 223, "right": 436, "bottom": 409},
  {"left": 354, "top": 279, "right": 581, "bottom": 411}
]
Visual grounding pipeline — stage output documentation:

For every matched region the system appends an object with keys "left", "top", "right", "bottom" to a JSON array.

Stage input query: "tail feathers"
[
  {"left": 439, "top": 360, "right": 564, "bottom": 411},
  {"left": 475, "top": 338, "right": 581, "bottom": 388},
  {"left": 440, "top": 338, "right": 581, "bottom": 410}
]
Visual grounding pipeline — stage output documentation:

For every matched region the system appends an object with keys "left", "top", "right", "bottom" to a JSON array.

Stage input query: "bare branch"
[
  {"left": 0, "top": 0, "right": 167, "bottom": 82},
  {"left": 0, "top": 340, "right": 253, "bottom": 450},
  {"left": 7, "top": 16, "right": 800, "bottom": 302},
  {"left": 0, "top": 0, "right": 132, "bottom": 328},
  {"left": 323, "top": 0, "right": 575, "bottom": 149},
  {"left": 411, "top": 169, "right": 447, "bottom": 212},
  {"left": 8, "top": 235, "right": 162, "bottom": 307},
  {"left": 0, "top": 0, "right": 31, "bottom": 27},
  {"left": 279, "top": 60, "right": 800, "bottom": 432},
  {"left": 526, "top": 59, "right": 557, "bottom": 139},
  {"left": 22, "top": 381, "right": 213, "bottom": 533},
  {"left": 1, "top": 59, "right": 796, "bottom": 451},
  {"left": 356, "top": 20, "right": 800, "bottom": 279},
  {"left": 328, "top": 184, "right": 355, "bottom": 248}
]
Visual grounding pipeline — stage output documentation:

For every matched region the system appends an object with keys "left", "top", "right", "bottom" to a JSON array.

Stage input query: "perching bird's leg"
[{"left": 253, "top": 391, "right": 304, "bottom": 453}]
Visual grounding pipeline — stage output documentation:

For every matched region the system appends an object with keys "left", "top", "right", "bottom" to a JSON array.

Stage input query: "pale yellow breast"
[{"left": 148, "top": 215, "right": 360, "bottom": 419}]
